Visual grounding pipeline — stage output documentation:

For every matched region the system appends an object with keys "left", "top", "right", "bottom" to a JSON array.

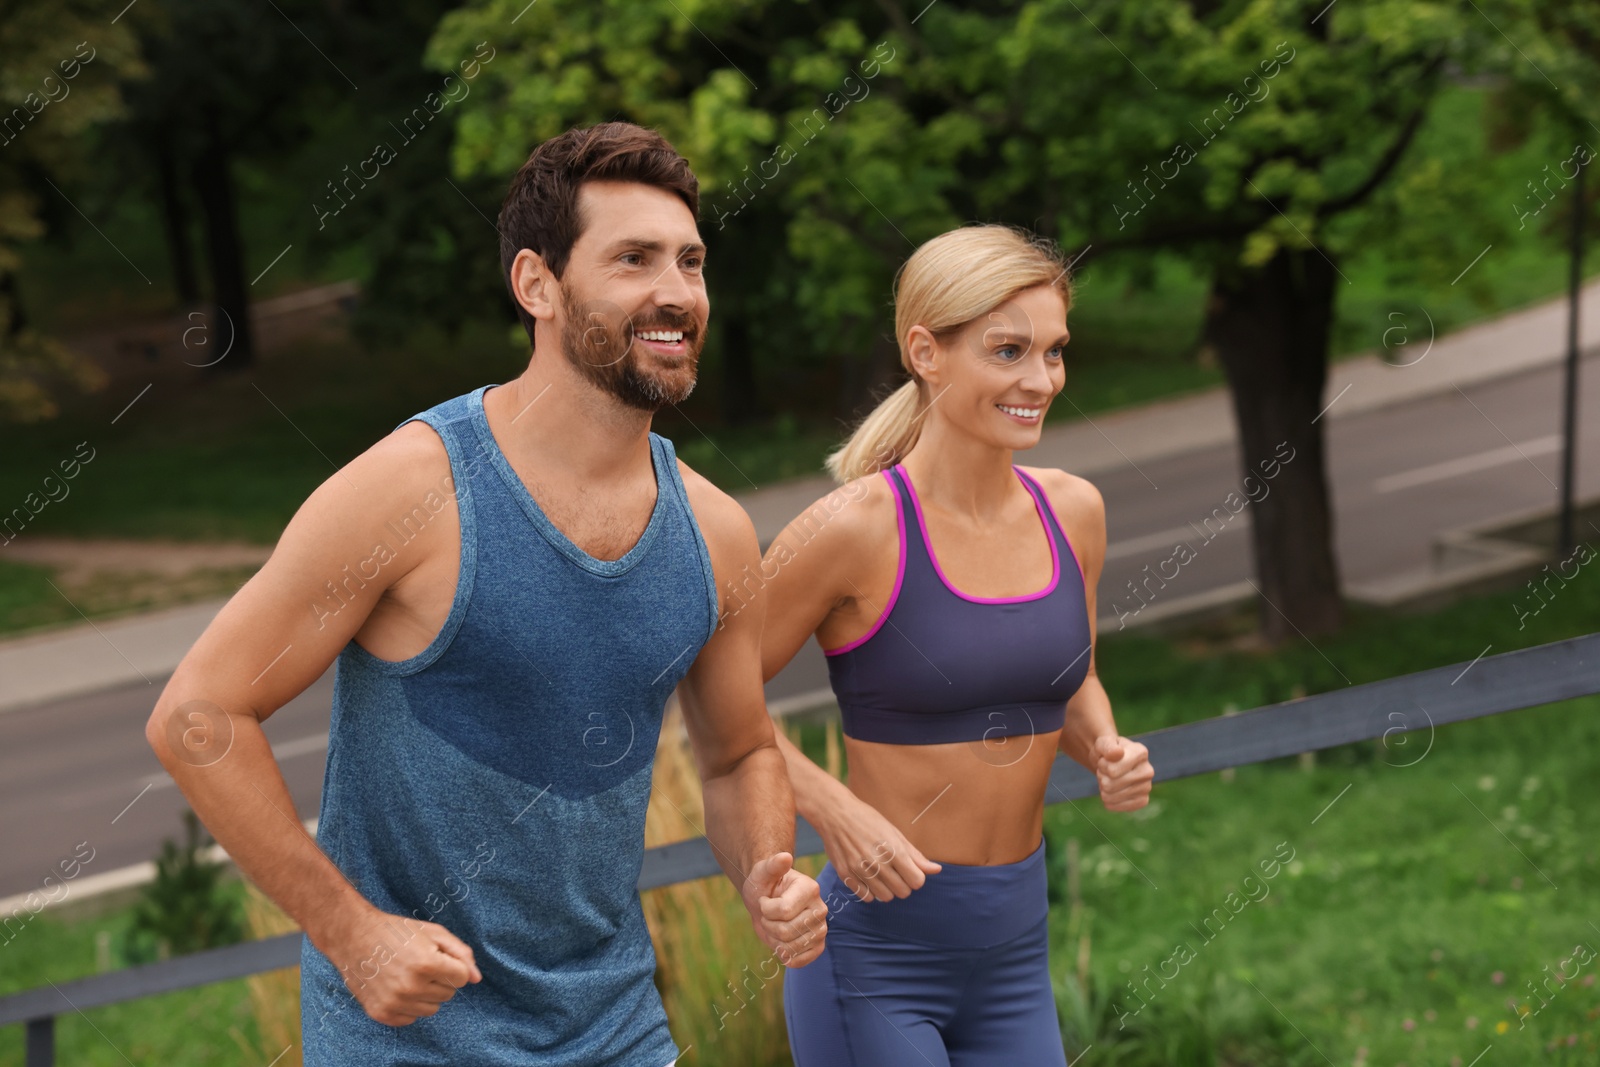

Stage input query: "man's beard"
[{"left": 558, "top": 283, "right": 703, "bottom": 412}]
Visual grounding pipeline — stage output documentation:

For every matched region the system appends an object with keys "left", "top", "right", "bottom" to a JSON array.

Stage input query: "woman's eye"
[
  {"left": 994, "top": 345, "right": 1021, "bottom": 360},
  {"left": 1047, "top": 345, "right": 1065, "bottom": 360}
]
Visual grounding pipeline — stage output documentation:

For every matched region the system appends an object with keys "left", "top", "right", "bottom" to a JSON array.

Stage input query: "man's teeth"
[
  {"left": 998, "top": 404, "right": 1040, "bottom": 419},
  {"left": 638, "top": 330, "right": 684, "bottom": 342}
]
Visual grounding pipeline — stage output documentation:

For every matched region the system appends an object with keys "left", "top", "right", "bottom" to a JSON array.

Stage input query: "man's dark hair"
[{"left": 498, "top": 122, "right": 700, "bottom": 346}]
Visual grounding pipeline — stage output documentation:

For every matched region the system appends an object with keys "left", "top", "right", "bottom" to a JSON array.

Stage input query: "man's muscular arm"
[
  {"left": 144, "top": 423, "right": 481, "bottom": 1025},
  {"left": 676, "top": 463, "right": 828, "bottom": 967}
]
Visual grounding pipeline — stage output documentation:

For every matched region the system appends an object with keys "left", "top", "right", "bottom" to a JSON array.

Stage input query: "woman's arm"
[
  {"left": 755, "top": 476, "right": 942, "bottom": 900},
  {"left": 1032, "top": 467, "right": 1154, "bottom": 811},
  {"left": 752, "top": 479, "right": 882, "bottom": 822}
]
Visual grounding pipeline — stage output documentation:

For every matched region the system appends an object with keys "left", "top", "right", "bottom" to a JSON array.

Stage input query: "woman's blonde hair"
[{"left": 825, "top": 224, "right": 1075, "bottom": 484}]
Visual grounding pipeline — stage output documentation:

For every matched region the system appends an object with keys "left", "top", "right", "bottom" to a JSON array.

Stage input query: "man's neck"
[{"left": 482, "top": 356, "right": 655, "bottom": 483}]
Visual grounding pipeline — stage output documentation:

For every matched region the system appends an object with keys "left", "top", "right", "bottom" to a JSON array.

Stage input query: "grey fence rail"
[{"left": 4, "top": 631, "right": 1599, "bottom": 1065}]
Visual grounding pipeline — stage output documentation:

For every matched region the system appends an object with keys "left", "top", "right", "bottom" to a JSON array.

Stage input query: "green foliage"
[
  {"left": 0, "top": 0, "right": 141, "bottom": 421},
  {"left": 121, "top": 811, "right": 243, "bottom": 963},
  {"left": 421, "top": 0, "right": 1597, "bottom": 433}
]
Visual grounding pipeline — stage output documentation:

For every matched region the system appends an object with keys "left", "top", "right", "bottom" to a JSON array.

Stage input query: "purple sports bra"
[{"left": 822, "top": 463, "right": 1093, "bottom": 745}]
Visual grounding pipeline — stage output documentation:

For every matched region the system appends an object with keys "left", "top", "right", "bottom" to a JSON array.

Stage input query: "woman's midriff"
[{"left": 841, "top": 729, "right": 1064, "bottom": 866}]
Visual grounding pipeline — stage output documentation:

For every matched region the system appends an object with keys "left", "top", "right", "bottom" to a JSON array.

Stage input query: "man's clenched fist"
[{"left": 742, "top": 852, "right": 829, "bottom": 968}]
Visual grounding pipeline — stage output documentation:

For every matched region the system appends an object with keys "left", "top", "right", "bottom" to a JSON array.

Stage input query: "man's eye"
[
  {"left": 681, "top": 256, "right": 704, "bottom": 270},
  {"left": 621, "top": 253, "right": 644, "bottom": 266}
]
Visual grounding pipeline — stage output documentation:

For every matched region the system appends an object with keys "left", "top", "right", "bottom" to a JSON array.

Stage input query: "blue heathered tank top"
[{"left": 300, "top": 384, "right": 717, "bottom": 1067}]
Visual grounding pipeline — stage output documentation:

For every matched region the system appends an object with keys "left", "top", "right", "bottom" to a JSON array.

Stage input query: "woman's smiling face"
[{"left": 909, "top": 283, "right": 1070, "bottom": 449}]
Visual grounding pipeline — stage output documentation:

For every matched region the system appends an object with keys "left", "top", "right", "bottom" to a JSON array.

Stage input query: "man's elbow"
[
  {"left": 145, "top": 699, "right": 182, "bottom": 773},
  {"left": 706, "top": 731, "right": 783, "bottom": 783},
  {"left": 145, "top": 691, "right": 243, "bottom": 774}
]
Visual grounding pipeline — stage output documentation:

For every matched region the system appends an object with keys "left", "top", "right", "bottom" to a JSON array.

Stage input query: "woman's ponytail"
[{"left": 824, "top": 379, "right": 925, "bottom": 483}]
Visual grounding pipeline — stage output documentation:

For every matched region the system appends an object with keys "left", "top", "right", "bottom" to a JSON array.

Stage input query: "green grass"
[
  {"left": 0, "top": 557, "right": 260, "bottom": 636},
  {"left": 0, "top": 879, "right": 282, "bottom": 1067},
  {"left": 1037, "top": 541, "right": 1600, "bottom": 1065},
  {"left": 1046, "top": 694, "right": 1600, "bottom": 1066},
  {"left": 0, "top": 559, "right": 62, "bottom": 633}
]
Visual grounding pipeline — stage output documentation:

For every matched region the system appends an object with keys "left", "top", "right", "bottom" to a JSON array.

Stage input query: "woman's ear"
[
  {"left": 905, "top": 324, "right": 941, "bottom": 384},
  {"left": 510, "top": 248, "right": 557, "bottom": 323}
]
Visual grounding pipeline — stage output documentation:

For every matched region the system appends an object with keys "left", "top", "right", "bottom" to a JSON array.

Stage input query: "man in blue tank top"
[{"left": 146, "top": 122, "right": 828, "bottom": 1066}]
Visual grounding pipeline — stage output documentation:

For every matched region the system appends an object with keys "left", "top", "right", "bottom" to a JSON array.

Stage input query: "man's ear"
[{"left": 510, "top": 248, "right": 558, "bottom": 323}]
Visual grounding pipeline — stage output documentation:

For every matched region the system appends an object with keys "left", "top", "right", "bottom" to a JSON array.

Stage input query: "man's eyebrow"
[{"left": 603, "top": 237, "right": 707, "bottom": 257}]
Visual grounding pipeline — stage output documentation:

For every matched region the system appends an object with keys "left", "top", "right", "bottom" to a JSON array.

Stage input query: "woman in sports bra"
[{"left": 757, "top": 224, "right": 1155, "bottom": 1065}]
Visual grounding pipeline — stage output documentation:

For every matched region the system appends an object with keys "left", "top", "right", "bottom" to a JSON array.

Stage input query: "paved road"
[{"left": 2, "top": 350, "right": 1595, "bottom": 900}]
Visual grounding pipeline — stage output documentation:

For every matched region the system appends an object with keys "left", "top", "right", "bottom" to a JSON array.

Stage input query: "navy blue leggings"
[{"left": 783, "top": 838, "right": 1069, "bottom": 1067}]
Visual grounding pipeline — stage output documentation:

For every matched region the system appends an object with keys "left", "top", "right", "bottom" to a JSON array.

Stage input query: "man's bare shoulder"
[
  {"left": 675, "top": 458, "right": 758, "bottom": 560},
  {"left": 273, "top": 420, "right": 456, "bottom": 556},
  {"left": 332, "top": 421, "right": 453, "bottom": 501}
]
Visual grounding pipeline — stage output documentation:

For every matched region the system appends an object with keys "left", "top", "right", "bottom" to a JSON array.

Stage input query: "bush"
[{"left": 121, "top": 810, "right": 243, "bottom": 964}]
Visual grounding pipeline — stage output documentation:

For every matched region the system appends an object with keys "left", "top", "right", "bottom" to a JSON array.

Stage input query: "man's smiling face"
[{"left": 553, "top": 180, "right": 710, "bottom": 412}]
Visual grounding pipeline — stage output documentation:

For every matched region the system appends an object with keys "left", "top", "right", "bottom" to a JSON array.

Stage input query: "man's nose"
[{"left": 652, "top": 262, "right": 696, "bottom": 310}]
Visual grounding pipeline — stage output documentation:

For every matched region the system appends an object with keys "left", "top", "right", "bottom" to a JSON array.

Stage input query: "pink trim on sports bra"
[
  {"left": 1014, "top": 468, "right": 1087, "bottom": 589},
  {"left": 821, "top": 469, "right": 908, "bottom": 656},
  {"left": 897, "top": 462, "right": 1060, "bottom": 604}
]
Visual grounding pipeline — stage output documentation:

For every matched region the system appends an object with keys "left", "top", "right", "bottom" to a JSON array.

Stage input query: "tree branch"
[{"left": 1316, "top": 54, "right": 1446, "bottom": 218}]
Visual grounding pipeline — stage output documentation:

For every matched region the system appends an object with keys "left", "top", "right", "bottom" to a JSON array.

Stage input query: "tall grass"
[
  {"left": 640, "top": 705, "right": 838, "bottom": 1066},
  {"left": 232, "top": 883, "right": 301, "bottom": 1067}
]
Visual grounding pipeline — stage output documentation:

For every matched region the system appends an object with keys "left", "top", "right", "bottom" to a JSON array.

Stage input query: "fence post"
[{"left": 25, "top": 1015, "right": 53, "bottom": 1067}]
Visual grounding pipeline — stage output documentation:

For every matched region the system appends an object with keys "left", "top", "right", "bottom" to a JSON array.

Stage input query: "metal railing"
[{"left": 4, "top": 631, "right": 1598, "bottom": 1065}]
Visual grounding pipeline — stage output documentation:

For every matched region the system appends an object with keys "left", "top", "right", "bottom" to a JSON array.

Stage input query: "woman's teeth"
[{"left": 998, "top": 404, "right": 1040, "bottom": 420}]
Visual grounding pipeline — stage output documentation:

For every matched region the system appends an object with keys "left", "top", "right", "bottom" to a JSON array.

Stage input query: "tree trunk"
[
  {"left": 190, "top": 111, "right": 253, "bottom": 369},
  {"left": 153, "top": 132, "right": 199, "bottom": 306},
  {"left": 1201, "top": 246, "right": 1344, "bottom": 643}
]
